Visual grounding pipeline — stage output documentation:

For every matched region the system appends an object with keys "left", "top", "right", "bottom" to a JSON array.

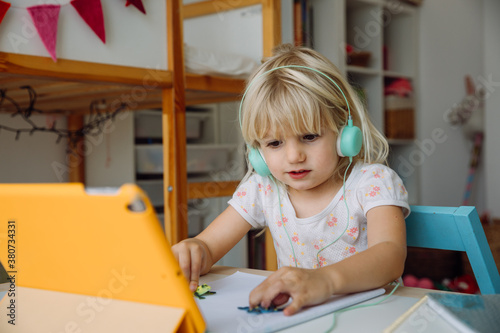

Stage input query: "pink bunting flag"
[
  {"left": 71, "top": 0, "right": 106, "bottom": 43},
  {"left": 0, "top": 0, "right": 11, "bottom": 24},
  {"left": 125, "top": 0, "right": 146, "bottom": 14},
  {"left": 27, "top": 4, "right": 61, "bottom": 62}
]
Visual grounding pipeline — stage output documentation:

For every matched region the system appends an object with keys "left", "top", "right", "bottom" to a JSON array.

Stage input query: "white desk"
[
  {"left": 0, "top": 266, "right": 446, "bottom": 332},
  {"left": 200, "top": 266, "right": 431, "bottom": 333}
]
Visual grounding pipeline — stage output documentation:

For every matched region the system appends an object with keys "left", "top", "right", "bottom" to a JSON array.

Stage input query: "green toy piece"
[
  {"left": 237, "top": 305, "right": 284, "bottom": 314},
  {"left": 194, "top": 284, "right": 216, "bottom": 299}
]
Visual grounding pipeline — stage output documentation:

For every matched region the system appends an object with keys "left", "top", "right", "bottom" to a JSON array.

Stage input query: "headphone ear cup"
[
  {"left": 248, "top": 147, "right": 272, "bottom": 177},
  {"left": 336, "top": 125, "right": 363, "bottom": 158}
]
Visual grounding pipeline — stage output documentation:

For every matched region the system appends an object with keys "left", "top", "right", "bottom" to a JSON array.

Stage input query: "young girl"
[{"left": 172, "top": 44, "right": 409, "bottom": 316}]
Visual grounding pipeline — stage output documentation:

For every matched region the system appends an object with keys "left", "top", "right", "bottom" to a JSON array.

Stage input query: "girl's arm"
[
  {"left": 249, "top": 205, "right": 406, "bottom": 316},
  {"left": 172, "top": 205, "right": 252, "bottom": 291}
]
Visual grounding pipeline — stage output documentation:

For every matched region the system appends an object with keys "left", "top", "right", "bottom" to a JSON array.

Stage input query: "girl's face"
[{"left": 259, "top": 127, "right": 340, "bottom": 194}]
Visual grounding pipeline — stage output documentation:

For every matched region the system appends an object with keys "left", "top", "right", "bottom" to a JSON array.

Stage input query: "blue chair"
[{"left": 405, "top": 206, "right": 500, "bottom": 294}]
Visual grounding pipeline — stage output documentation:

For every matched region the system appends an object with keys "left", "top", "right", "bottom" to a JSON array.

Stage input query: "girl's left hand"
[{"left": 249, "top": 266, "right": 334, "bottom": 316}]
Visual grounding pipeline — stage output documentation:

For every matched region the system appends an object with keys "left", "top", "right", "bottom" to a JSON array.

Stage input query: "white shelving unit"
[
  {"left": 133, "top": 102, "right": 248, "bottom": 267},
  {"left": 283, "top": 0, "right": 420, "bottom": 204}
]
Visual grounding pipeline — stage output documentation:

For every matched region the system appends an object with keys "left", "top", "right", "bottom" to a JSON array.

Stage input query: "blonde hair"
[{"left": 240, "top": 44, "right": 389, "bottom": 181}]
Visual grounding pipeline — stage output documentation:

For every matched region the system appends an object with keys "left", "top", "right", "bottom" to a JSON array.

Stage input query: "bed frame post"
[
  {"left": 164, "top": 0, "right": 188, "bottom": 245},
  {"left": 262, "top": 0, "right": 282, "bottom": 57}
]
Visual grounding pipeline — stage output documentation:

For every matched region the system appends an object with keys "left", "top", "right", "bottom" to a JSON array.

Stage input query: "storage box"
[
  {"left": 347, "top": 51, "right": 371, "bottom": 67},
  {"left": 186, "top": 145, "right": 230, "bottom": 173},
  {"left": 186, "top": 115, "right": 205, "bottom": 140},
  {"left": 135, "top": 144, "right": 164, "bottom": 174},
  {"left": 384, "top": 95, "right": 415, "bottom": 139},
  {"left": 135, "top": 110, "right": 207, "bottom": 140},
  {"left": 136, "top": 180, "right": 164, "bottom": 207},
  {"left": 135, "top": 144, "right": 231, "bottom": 174},
  {"left": 134, "top": 111, "right": 162, "bottom": 139}
]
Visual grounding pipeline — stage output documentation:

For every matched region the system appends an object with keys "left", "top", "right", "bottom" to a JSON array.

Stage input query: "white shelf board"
[{"left": 347, "top": 66, "right": 381, "bottom": 76}]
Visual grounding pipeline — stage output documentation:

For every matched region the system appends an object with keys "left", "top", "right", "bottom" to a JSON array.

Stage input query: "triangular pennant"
[
  {"left": 125, "top": 0, "right": 146, "bottom": 14},
  {"left": 27, "top": 5, "right": 61, "bottom": 62},
  {"left": 0, "top": 1, "right": 11, "bottom": 24},
  {"left": 71, "top": 0, "right": 106, "bottom": 43}
]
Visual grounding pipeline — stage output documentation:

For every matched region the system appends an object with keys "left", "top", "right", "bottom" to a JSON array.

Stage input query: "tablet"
[{"left": 0, "top": 183, "right": 204, "bottom": 333}]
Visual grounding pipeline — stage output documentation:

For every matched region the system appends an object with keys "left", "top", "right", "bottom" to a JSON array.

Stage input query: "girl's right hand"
[{"left": 171, "top": 238, "right": 213, "bottom": 292}]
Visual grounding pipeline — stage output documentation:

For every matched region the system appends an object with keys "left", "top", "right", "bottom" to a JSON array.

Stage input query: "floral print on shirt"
[{"left": 228, "top": 163, "right": 410, "bottom": 269}]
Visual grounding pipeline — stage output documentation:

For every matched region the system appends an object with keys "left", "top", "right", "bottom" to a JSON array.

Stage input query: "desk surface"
[
  {"left": 202, "top": 265, "right": 429, "bottom": 298},
  {"left": 200, "top": 266, "right": 434, "bottom": 333},
  {"left": 0, "top": 266, "right": 442, "bottom": 333}
]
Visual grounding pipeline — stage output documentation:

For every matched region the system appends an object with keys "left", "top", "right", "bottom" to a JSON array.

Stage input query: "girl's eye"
[
  {"left": 267, "top": 140, "right": 281, "bottom": 148},
  {"left": 303, "top": 134, "right": 319, "bottom": 141}
]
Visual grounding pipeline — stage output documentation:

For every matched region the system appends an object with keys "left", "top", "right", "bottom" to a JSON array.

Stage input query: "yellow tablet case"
[{"left": 0, "top": 183, "right": 205, "bottom": 333}]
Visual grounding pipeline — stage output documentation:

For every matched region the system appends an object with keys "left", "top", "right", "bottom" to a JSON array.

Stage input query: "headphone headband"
[{"left": 238, "top": 65, "right": 351, "bottom": 129}]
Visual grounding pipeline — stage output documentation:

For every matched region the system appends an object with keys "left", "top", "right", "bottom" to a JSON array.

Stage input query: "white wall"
[
  {"left": 0, "top": 0, "right": 168, "bottom": 185},
  {"left": 418, "top": 0, "right": 487, "bottom": 213},
  {"left": 0, "top": 0, "right": 167, "bottom": 69},
  {"left": 0, "top": 111, "right": 135, "bottom": 185},
  {"left": 183, "top": 4, "right": 263, "bottom": 63},
  {"left": 84, "top": 112, "right": 135, "bottom": 187},
  {"left": 484, "top": 0, "right": 500, "bottom": 218},
  {"left": 0, "top": 114, "right": 68, "bottom": 183}
]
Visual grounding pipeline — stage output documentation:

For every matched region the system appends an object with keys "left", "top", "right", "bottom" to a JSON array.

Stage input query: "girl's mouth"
[{"left": 288, "top": 170, "right": 310, "bottom": 179}]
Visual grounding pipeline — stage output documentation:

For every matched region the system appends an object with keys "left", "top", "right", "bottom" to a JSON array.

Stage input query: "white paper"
[{"left": 196, "top": 271, "right": 385, "bottom": 333}]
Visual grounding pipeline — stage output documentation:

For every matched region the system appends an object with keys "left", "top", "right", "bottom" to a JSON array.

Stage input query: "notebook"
[
  {"left": 196, "top": 271, "right": 386, "bottom": 333},
  {"left": 0, "top": 183, "right": 204, "bottom": 333}
]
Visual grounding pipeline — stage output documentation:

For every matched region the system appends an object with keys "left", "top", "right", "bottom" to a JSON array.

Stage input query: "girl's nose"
[{"left": 286, "top": 142, "right": 306, "bottom": 163}]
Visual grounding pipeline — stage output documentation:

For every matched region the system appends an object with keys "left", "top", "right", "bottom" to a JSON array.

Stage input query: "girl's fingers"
[
  {"left": 189, "top": 247, "right": 203, "bottom": 291},
  {"left": 249, "top": 267, "right": 330, "bottom": 316},
  {"left": 177, "top": 249, "right": 192, "bottom": 283},
  {"left": 250, "top": 273, "right": 291, "bottom": 309},
  {"left": 272, "top": 293, "right": 290, "bottom": 306}
]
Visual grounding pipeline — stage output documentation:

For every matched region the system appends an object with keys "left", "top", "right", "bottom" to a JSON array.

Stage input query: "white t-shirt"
[{"left": 228, "top": 162, "right": 410, "bottom": 269}]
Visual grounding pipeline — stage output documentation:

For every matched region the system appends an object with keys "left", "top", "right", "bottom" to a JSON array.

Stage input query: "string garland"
[
  {"left": 7, "top": 1, "right": 71, "bottom": 10},
  {"left": 0, "top": 86, "right": 126, "bottom": 149},
  {"left": 0, "top": 0, "right": 146, "bottom": 61},
  {"left": 4, "top": 0, "right": 144, "bottom": 12}
]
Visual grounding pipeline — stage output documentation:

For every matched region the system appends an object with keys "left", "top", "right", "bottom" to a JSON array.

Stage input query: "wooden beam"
[
  {"left": 188, "top": 181, "right": 239, "bottom": 199},
  {"left": 183, "top": 0, "right": 261, "bottom": 19},
  {"left": 262, "top": 0, "right": 281, "bottom": 57},
  {"left": 164, "top": 0, "right": 188, "bottom": 245},
  {"left": 0, "top": 52, "right": 173, "bottom": 88},
  {"left": 186, "top": 73, "right": 245, "bottom": 94}
]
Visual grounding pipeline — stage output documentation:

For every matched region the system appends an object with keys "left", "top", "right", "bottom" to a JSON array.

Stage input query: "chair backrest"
[{"left": 406, "top": 206, "right": 500, "bottom": 294}]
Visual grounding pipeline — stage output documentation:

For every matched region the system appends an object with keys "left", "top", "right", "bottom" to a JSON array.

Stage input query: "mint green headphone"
[{"left": 239, "top": 65, "right": 362, "bottom": 177}]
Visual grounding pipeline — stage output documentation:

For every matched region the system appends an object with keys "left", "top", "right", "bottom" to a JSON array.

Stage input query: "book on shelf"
[
  {"left": 385, "top": 292, "right": 500, "bottom": 333},
  {"left": 293, "top": 0, "right": 313, "bottom": 48}
]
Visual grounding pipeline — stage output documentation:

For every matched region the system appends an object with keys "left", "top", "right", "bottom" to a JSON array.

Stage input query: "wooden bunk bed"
[{"left": 0, "top": 1, "right": 281, "bottom": 270}]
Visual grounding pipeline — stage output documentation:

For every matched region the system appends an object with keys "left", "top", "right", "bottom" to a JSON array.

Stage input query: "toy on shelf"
[
  {"left": 384, "top": 78, "right": 415, "bottom": 139},
  {"left": 345, "top": 44, "right": 371, "bottom": 68}
]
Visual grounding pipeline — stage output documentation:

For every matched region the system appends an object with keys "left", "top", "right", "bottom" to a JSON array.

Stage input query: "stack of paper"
[{"left": 196, "top": 271, "right": 385, "bottom": 333}]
